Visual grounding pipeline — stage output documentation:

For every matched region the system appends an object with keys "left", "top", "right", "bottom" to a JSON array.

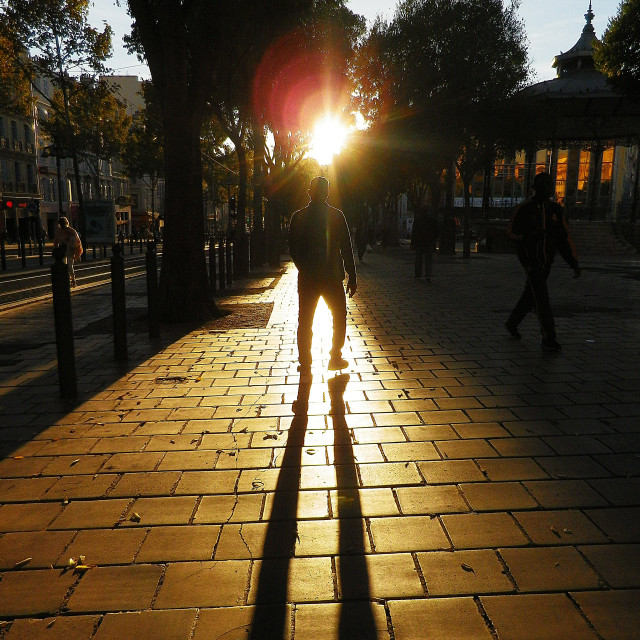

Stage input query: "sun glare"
[{"left": 308, "top": 116, "right": 349, "bottom": 165}]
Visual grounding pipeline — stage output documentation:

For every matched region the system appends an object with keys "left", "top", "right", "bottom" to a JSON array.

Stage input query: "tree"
[
  {"left": 351, "top": 0, "right": 530, "bottom": 253},
  {"left": 0, "top": 35, "right": 32, "bottom": 116},
  {"left": 0, "top": 0, "right": 113, "bottom": 248},
  {"left": 594, "top": 0, "right": 640, "bottom": 99},
  {"left": 121, "top": 81, "right": 164, "bottom": 238},
  {"left": 44, "top": 77, "right": 131, "bottom": 195},
  {"left": 125, "top": 0, "right": 321, "bottom": 321}
]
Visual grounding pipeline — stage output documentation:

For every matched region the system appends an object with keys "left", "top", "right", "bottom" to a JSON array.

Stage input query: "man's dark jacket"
[
  {"left": 507, "top": 198, "right": 578, "bottom": 271},
  {"left": 289, "top": 201, "right": 356, "bottom": 281}
]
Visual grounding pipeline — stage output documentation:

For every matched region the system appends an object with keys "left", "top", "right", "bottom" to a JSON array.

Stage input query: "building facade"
[{"left": 454, "top": 3, "right": 640, "bottom": 222}]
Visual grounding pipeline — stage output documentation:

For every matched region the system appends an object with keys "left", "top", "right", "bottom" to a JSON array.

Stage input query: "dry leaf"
[
  {"left": 13, "top": 456, "right": 24, "bottom": 460},
  {"left": 306, "top": 449, "right": 316, "bottom": 455},
  {"left": 67, "top": 558, "right": 78, "bottom": 568},
  {"left": 70, "top": 459, "right": 80, "bottom": 467},
  {"left": 14, "top": 557, "right": 32, "bottom": 569},
  {"left": 74, "top": 564, "right": 94, "bottom": 573},
  {"left": 252, "top": 480, "right": 264, "bottom": 490},
  {"left": 46, "top": 620, "right": 55, "bottom": 629},
  {"left": 563, "top": 528, "right": 573, "bottom": 534},
  {"left": 130, "top": 512, "right": 141, "bottom": 523},
  {"left": 461, "top": 563, "right": 475, "bottom": 573},
  {"left": 550, "top": 526, "right": 561, "bottom": 538}
]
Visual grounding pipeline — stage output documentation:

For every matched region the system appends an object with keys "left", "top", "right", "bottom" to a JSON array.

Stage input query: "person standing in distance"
[
  {"left": 506, "top": 171, "right": 581, "bottom": 351},
  {"left": 53, "top": 216, "right": 83, "bottom": 287},
  {"left": 289, "top": 176, "right": 357, "bottom": 373}
]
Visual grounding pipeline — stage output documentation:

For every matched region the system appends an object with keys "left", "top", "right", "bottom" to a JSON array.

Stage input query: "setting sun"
[{"left": 308, "top": 116, "right": 349, "bottom": 165}]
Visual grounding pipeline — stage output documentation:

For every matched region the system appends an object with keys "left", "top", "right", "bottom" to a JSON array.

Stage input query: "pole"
[
  {"left": 1, "top": 233, "right": 6, "bottom": 270},
  {"left": 209, "top": 238, "right": 217, "bottom": 295},
  {"left": 146, "top": 241, "right": 160, "bottom": 339},
  {"left": 226, "top": 236, "right": 233, "bottom": 285},
  {"left": 111, "top": 243, "right": 128, "bottom": 361},
  {"left": 51, "top": 246, "right": 77, "bottom": 397},
  {"left": 218, "top": 234, "right": 226, "bottom": 291}
]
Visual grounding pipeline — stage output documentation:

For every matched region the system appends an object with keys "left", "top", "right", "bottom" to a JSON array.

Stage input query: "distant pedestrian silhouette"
[
  {"left": 53, "top": 216, "right": 82, "bottom": 287},
  {"left": 411, "top": 205, "right": 440, "bottom": 280},
  {"left": 288, "top": 176, "right": 357, "bottom": 372},
  {"left": 506, "top": 172, "right": 581, "bottom": 351}
]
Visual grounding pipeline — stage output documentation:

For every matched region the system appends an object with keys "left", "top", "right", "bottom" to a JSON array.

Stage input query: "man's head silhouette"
[
  {"left": 533, "top": 172, "right": 553, "bottom": 201},
  {"left": 309, "top": 176, "right": 329, "bottom": 202}
]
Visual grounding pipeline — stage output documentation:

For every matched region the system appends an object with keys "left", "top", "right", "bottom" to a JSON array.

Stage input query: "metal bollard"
[
  {"left": 218, "top": 237, "right": 226, "bottom": 291},
  {"left": 129, "top": 235, "right": 134, "bottom": 254},
  {"left": 38, "top": 238, "right": 44, "bottom": 265},
  {"left": 102, "top": 245, "right": 106, "bottom": 258},
  {"left": 20, "top": 239, "right": 27, "bottom": 268},
  {"left": 226, "top": 239, "right": 233, "bottom": 285},
  {"left": 139, "top": 237, "right": 143, "bottom": 254},
  {"left": 111, "top": 244, "right": 128, "bottom": 361},
  {"left": 208, "top": 238, "right": 217, "bottom": 294},
  {"left": 51, "top": 246, "right": 77, "bottom": 398},
  {"left": 92, "top": 245, "right": 96, "bottom": 259},
  {"left": 1, "top": 234, "right": 6, "bottom": 270},
  {"left": 146, "top": 241, "right": 160, "bottom": 339}
]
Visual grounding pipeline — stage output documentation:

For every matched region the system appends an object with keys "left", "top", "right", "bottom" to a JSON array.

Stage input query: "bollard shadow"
[
  {"left": 247, "top": 375, "right": 312, "bottom": 640},
  {"left": 248, "top": 373, "right": 376, "bottom": 639},
  {"left": 328, "top": 373, "right": 377, "bottom": 639}
]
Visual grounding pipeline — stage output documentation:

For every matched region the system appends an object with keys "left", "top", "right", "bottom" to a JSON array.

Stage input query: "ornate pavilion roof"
[{"left": 521, "top": 3, "right": 640, "bottom": 144}]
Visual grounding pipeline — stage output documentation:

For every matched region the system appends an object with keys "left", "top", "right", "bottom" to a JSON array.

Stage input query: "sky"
[{"left": 91, "top": 0, "right": 622, "bottom": 83}]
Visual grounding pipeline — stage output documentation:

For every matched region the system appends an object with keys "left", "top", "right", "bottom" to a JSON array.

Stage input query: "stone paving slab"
[{"left": 1, "top": 247, "right": 639, "bottom": 638}]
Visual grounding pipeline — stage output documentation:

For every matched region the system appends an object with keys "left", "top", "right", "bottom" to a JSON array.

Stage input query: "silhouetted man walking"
[
  {"left": 289, "top": 176, "right": 357, "bottom": 372},
  {"left": 506, "top": 172, "right": 581, "bottom": 351}
]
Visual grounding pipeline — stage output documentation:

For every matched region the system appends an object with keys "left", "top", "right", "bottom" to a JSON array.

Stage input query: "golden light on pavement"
[{"left": 307, "top": 115, "right": 349, "bottom": 166}]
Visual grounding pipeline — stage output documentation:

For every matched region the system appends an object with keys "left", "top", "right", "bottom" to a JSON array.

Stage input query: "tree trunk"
[
  {"left": 251, "top": 127, "right": 265, "bottom": 267},
  {"left": 234, "top": 142, "right": 249, "bottom": 276},
  {"left": 439, "top": 161, "right": 457, "bottom": 255},
  {"left": 158, "top": 111, "right": 219, "bottom": 322},
  {"left": 463, "top": 177, "right": 472, "bottom": 259}
]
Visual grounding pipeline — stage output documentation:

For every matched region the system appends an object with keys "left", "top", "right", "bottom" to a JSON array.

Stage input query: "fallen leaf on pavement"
[{"left": 13, "top": 557, "right": 32, "bottom": 569}]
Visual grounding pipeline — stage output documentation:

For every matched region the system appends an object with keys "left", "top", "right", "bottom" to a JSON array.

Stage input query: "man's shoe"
[
  {"left": 541, "top": 339, "right": 562, "bottom": 352},
  {"left": 505, "top": 322, "right": 521, "bottom": 340},
  {"left": 328, "top": 356, "right": 349, "bottom": 371}
]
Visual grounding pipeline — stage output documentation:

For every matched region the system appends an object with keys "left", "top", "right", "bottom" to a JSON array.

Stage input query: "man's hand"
[
  {"left": 346, "top": 277, "right": 357, "bottom": 298},
  {"left": 573, "top": 265, "right": 581, "bottom": 278}
]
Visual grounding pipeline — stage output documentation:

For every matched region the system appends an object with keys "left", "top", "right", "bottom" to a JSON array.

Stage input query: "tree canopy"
[{"left": 595, "top": 0, "right": 640, "bottom": 98}]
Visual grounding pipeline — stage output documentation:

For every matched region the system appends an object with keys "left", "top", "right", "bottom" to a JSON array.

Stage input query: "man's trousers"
[
  {"left": 507, "top": 266, "right": 556, "bottom": 340},
  {"left": 297, "top": 275, "right": 347, "bottom": 366}
]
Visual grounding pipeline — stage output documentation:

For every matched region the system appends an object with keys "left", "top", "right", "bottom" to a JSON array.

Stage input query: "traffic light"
[{"left": 1, "top": 199, "right": 13, "bottom": 210}]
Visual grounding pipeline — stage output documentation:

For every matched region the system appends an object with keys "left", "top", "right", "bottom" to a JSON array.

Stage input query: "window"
[
  {"left": 599, "top": 147, "right": 614, "bottom": 204},
  {"left": 576, "top": 149, "right": 591, "bottom": 205},
  {"left": 555, "top": 149, "right": 569, "bottom": 204}
]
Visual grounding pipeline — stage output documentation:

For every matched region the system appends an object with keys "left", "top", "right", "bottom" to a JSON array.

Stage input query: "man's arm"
[
  {"left": 557, "top": 214, "right": 581, "bottom": 276},
  {"left": 336, "top": 211, "right": 357, "bottom": 296},
  {"left": 288, "top": 211, "right": 304, "bottom": 270}
]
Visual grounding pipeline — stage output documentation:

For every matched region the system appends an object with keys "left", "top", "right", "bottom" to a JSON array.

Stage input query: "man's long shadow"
[{"left": 249, "top": 373, "right": 377, "bottom": 639}]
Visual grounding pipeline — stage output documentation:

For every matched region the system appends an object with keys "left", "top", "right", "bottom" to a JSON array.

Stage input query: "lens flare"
[{"left": 308, "top": 116, "right": 349, "bottom": 165}]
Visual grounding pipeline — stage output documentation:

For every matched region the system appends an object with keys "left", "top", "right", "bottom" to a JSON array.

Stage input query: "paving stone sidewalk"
[{"left": 0, "top": 246, "right": 639, "bottom": 640}]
